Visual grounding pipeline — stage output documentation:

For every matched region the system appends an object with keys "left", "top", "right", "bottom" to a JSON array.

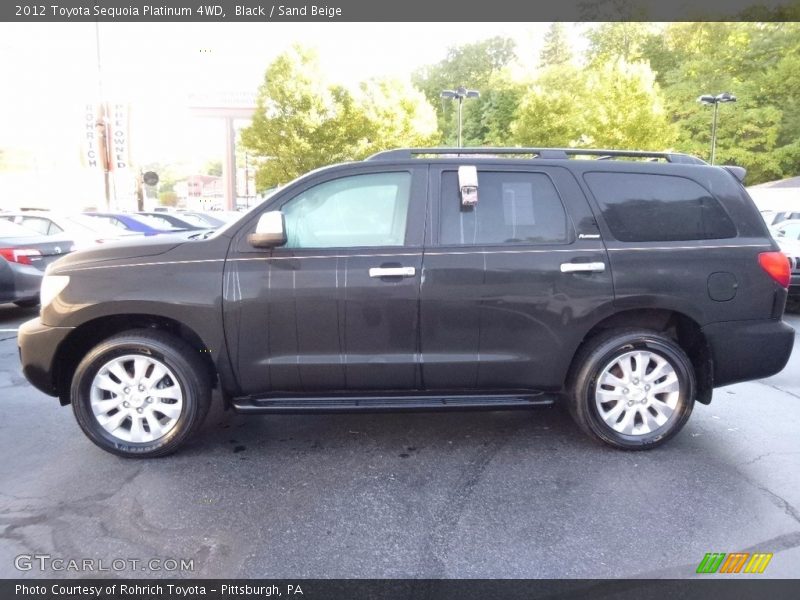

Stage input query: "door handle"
[
  {"left": 369, "top": 266, "right": 416, "bottom": 278},
  {"left": 560, "top": 262, "right": 606, "bottom": 273}
]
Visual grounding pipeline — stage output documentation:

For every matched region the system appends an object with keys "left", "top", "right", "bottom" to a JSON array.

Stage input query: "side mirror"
[
  {"left": 247, "top": 211, "right": 286, "bottom": 248},
  {"left": 458, "top": 165, "right": 478, "bottom": 207}
]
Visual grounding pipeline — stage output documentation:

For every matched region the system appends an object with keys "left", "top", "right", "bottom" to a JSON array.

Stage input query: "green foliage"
[
  {"left": 511, "top": 60, "right": 674, "bottom": 150},
  {"left": 461, "top": 71, "right": 527, "bottom": 146},
  {"left": 204, "top": 160, "right": 222, "bottom": 177},
  {"left": 158, "top": 191, "right": 179, "bottom": 207},
  {"left": 241, "top": 25, "right": 800, "bottom": 189},
  {"left": 511, "top": 65, "right": 588, "bottom": 147},
  {"left": 242, "top": 46, "right": 438, "bottom": 190},
  {"left": 412, "top": 37, "right": 517, "bottom": 144},
  {"left": 582, "top": 60, "right": 675, "bottom": 150},
  {"left": 639, "top": 22, "right": 800, "bottom": 182},
  {"left": 586, "top": 23, "right": 653, "bottom": 65},
  {"left": 540, "top": 23, "right": 573, "bottom": 67}
]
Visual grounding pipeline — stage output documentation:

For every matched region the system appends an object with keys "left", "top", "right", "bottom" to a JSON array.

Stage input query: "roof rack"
[{"left": 366, "top": 147, "right": 707, "bottom": 165}]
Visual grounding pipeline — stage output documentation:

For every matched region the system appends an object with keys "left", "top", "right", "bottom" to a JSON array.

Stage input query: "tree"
[
  {"left": 241, "top": 45, "right": 438, "bottom": 190},
  {"left": 581, "top": 60, "right": 675, "bottom": 150},
  {"left": 540, "top": 23, "right": 572, "bottom": 67},
  {"left": 204, "top": 160, "right": 222, "bottom": 177},
  {"left": 412, "top": 37, "right": 517, "bottom": 144},
  {"left": 511, "top": 60, "right": 673, "bottom": 151},
  {"left": 585, "top": 22, "right": 653, "bottom": 65},
  {"left": 158, "top": 191, "right": 179, "bottom": 207},
  {"left": 639, "top": 22, "right": 799, "bottom": 182},
  {"left": 511, "top": 65, "right": 588, "bottom": 147},
  {"left": 353, "top": 78, "right": 439, "bottom": 154}
]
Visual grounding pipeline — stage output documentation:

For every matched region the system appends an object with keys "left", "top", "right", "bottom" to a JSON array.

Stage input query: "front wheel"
[
  {"left": 567, "top": 329, "right": 695, "bottom": 450},
  {"left": 71, "top": 330, "right": 211, "bottom": 457}
]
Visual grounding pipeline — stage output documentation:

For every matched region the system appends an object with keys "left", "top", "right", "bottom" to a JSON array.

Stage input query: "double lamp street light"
[
  {"left": 697, "top": 92, "right": 737, "bottom": 165},
  {"left": 441, "top": 86, "right": 480, "bottom": 148}
]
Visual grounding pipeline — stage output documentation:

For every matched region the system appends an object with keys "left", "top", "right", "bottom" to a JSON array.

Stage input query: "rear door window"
[
  {"left": 584, "top": 172, "right": 736, "bottom": 242},
  {"left": 439, "top": 171, "right": 570, "bottom": 245}
]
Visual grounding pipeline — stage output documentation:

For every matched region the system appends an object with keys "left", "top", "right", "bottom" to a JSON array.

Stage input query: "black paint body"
[{"left": 18, "top": 156, "right": 795, "bottom": 410}]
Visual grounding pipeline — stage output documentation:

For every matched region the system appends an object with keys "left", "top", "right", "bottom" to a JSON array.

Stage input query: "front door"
[{"left": 224, "top": 166, "right": 427, "bottom": 396}]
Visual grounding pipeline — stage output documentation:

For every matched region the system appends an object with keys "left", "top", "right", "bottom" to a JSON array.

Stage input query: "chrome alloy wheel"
[
  {"left": 89, "top": 354, "right": 184, "bottom": 443},
  {"left": 594, "top": 350, "right": 680, "bottom": 436}
]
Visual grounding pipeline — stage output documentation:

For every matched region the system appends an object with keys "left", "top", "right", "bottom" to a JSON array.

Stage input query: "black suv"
[{"left": 18, "top": 148, "right": 794, "bottom": 457}]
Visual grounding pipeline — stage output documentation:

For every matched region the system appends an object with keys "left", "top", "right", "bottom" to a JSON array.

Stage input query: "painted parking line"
[{"left": 0, "top": 329, "right": 19, "bottom": 332}]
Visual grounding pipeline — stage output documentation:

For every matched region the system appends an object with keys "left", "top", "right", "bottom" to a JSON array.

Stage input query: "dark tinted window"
[
  {"left": 585, "top": 172, "right": 736, "bottom": 242},
  {"left": 440, "top": 171, "right": 570, "bottom": 245}
]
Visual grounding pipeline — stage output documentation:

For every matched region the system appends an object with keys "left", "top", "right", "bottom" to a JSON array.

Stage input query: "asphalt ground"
[{"left": 1, "top": 303, "right": 798, "bottom": 579}]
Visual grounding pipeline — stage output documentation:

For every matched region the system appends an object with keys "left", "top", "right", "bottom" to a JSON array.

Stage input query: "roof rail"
[{"left": 366, "top": 147, "right": 707, "bottom": 165}]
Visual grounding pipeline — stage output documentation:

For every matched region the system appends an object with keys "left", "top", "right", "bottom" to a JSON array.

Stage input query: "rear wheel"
[
  {"left": 71, "top": 330, "right": 211, "bottom": 457},
  {"left": 567, "top": 329, "right": 695, "bottom": 449}
]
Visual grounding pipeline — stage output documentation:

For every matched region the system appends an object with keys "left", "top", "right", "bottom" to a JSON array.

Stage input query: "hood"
[{"left": 46, "top": 231, "right": 196, "bottom": 273}]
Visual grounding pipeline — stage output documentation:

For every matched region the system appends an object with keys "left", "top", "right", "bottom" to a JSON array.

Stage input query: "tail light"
[
  {"left": 758, "top": 251, "right": 791, "bottom": 288},
  {"left": 0, "top": 248, "right": 42, "bottom": 265}
]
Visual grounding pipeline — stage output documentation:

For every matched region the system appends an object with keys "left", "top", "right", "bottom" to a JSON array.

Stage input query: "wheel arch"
[
  {"left": 52, "top": 314, "right": 222, "bottom": 406},
  {"left": 573, "top": 308, "right": 713, "bottom": 404}
]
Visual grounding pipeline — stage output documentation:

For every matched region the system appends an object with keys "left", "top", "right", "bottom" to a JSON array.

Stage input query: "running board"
[{"left": 231, "top": 393, "right": 557, "bottom": 414}]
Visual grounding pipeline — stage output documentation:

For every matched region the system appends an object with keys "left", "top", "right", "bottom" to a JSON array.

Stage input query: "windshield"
[{"left": 63, "top": 214, "right": 123, "bottom": 236}]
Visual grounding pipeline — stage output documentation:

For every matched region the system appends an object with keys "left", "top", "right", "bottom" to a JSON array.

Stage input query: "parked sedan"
[
  {"left": 0, "top": 211, "right": 140, "bottom": 249},
  {"left": 83, "top": 212, "right": 186, "bottom": 236},
  {"left": 0, "top": 220, "right": 74, "bottom": 307},
  {"left": 136, "top": 212, "right": 209, "bottom": 231},
  {"left": 176, "top": 211, "right": 228, "bottom": 228},
  {"left": 771, "top": 219, "right": 800, "bottom": 297}
]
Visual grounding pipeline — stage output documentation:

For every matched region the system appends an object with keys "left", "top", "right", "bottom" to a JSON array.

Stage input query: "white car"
[
  {"left": 0, "top": 211, "right": 142, "bottom": 250},
  {"left": 770, "top": 219, "right": 800, "bottom": 297}
]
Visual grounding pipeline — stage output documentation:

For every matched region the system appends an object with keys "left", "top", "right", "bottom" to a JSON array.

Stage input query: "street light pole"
[
  {"left": 697, "top": 92, "right": 736, "bottom": 165},
  {"left": 441, "top": 86, "right": 480, "bottom": 148}
]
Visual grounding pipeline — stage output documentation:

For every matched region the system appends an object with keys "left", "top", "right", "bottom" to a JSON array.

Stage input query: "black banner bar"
[
  {"left": 3, "top": 579, "right": 800, "bottom": 600},
  {"left": 2, "top": 0, "right": 799, "bottom": 22}
]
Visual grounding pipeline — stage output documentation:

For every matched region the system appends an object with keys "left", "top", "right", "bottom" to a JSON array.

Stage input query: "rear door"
[{"left": 420, "top": 164, "right": 614, "bottom": 392}]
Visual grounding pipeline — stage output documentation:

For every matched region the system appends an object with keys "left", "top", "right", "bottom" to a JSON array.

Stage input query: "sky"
[
  {"left": 0, "top": 22, "right": 583, "bottom": 161},
  {"left": 0, "top": 22, "right": 586, "bottom": 206}
]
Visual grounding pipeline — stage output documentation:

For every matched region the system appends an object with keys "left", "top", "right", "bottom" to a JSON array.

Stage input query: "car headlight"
[{"left": 40, "top": 275, "right": 70, "bottom": 310}]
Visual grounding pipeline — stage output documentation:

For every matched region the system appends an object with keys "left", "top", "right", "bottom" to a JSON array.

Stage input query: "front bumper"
[
  {"left": 18, "top": 317, "right": 74, "bottom": 397},
  {"left": 789, "top": 273, "right": 800, "bottom": 296},
  {"left": 702, "top": 318, "right": 794, "bottom": 388}
]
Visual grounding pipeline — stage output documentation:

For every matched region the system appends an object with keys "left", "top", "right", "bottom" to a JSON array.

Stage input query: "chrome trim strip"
[
  {"left": 65, "top": 243, "right": 771, "bottom": 272},
  {"left": 606, "top": 244, "right": 769, "bottom": 251}
]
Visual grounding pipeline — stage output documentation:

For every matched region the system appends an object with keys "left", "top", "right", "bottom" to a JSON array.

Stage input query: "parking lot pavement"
[{"left": 0, "top": 303, "right": 798, "bottom": 580}]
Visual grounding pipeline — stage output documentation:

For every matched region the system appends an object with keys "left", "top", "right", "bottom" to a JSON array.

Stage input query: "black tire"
[
  {"left": 567, "top": 329, "right": 695, "bottom": 450},
  {"left": 71, "top": 330, "right": 211, "bottom": 458},
  {"left": 13, "top": 297, "right": 39, "bottom": 308}
]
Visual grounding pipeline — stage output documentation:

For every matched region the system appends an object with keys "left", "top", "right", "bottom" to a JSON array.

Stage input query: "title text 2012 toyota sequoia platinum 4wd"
[{"left": 18, "top": 148, "right": 795, "bottom": 457}]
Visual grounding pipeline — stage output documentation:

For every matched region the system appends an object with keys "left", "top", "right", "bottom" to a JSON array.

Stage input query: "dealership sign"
[{"left": 81, "top": 101, "right": 131, "bottom": 171}]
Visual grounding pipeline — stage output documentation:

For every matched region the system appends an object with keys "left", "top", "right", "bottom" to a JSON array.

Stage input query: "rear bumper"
[
  {"left": 18, "top": 317, "right": 74, "bottom": 397},
  {"left": 702, "top": 319, "right": 794, "bottom": 387},
  {"left": 0, "top": 261, "right": 43, "bottom": 303}
]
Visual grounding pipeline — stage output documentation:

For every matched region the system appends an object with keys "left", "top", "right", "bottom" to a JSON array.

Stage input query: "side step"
[{"left": 231, "top": 393, "right": 557, "bottom": 414}]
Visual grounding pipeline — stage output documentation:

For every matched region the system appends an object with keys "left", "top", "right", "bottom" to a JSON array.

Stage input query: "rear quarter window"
[{"left": 584, "top": 172, "right": 737, "bottom": 242}]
